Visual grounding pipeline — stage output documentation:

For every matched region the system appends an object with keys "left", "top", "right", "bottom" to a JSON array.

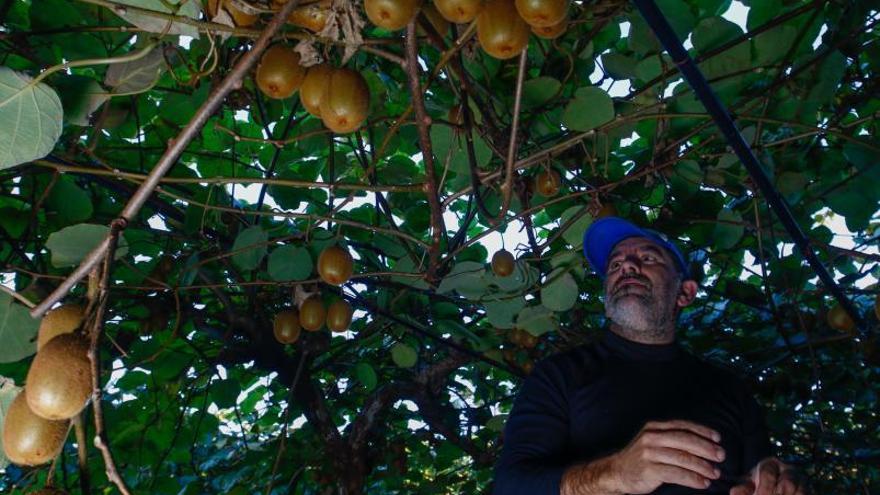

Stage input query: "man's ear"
[{"left": 676, "top": 279, "right": 698, "bottom": 309}]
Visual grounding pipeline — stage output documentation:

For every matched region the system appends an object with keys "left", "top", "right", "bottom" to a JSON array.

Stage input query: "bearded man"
[{"left": 492, "top": 217, "right": 807, "bottom": 495}]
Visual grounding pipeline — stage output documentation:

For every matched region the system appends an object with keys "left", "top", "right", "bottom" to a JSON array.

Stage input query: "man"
[{"left": 493, "top": 217, "right": 806, "bottom": 495}]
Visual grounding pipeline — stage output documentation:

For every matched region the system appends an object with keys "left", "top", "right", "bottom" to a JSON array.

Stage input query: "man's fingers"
[
  {"left": 642, "top": 429, "right": 726, "bottom": 463},
  {"left": 754, "top": 460, "right": 780, "bottom": 495},
  {"left": 652, "top": 463, "right": 712, "bottom": 490},
  {"left": 729, "top": 482, "right": 755, "bottom": 495},
  {"left": 647, "top": 447, "right": 719, "bottom": 481},
  {"left": 645, "top": 420, "right": 722, "bottom": 442}
]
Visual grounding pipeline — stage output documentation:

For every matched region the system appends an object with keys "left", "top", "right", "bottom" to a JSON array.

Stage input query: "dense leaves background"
[{"left": 1, "top": 0, "right": 879, "bottom": 493}]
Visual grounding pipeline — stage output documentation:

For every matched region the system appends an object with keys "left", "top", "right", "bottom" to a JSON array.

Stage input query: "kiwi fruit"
[
  {"left": 25, "top": 333, "right": 92, "bottom": 421},
  {"left": 255, "top": 45, "right": 307, "bottom": 99},
  {"left": 420, "top": 3, "right": 450, "bottom": 36},
  {"left": 827, "top": 304, "right": 855, "bottom": 334},
  {"left": 37, "top": 304, "right": 84, "bottom": 350},
  {"left": 300, "top": 64, "right": 335, "bottom": 118},
  {"left": 477, "top": 0, "right": 530, "bottom": 60},
  {"left": 208, "top": 0, "right": 259, "bottom": 26},
  {"left": 531, "top": 18, "right": 566, "bottom": 39},
  {"left": 514, "top": 0, "right": 567, "bottom": 28},
  {"left": 319, "top": 68, "right": 371, "bottom": 133},
  {"left": 300, "top": 297, "right": 326, "bottom": 331},
  {"left": 318, "top": 245, "right": 355, "bottom": 286},
  {"left": 364, "top": 0, "right": 422, "bottom": 31},
  {"left": 326, "top": 299, "right": 353, "bottom": 332},
  {"left": 434, "top": 0, "right": 483, "bottom": 23},
  {"left": 491, "top": 249, "right": 516, "bottom": 277},
  {"left": 274, "top": 309, "right": 302, "bottom": 344},
  {"left": 2, "top": 391, "right": 69, "bottom": 466},
  {"left": 534, "top": 169, "right": 561, "bottom": 197},
  {"left": 276, "top": 0, "right": 331, "bottom": 31}
]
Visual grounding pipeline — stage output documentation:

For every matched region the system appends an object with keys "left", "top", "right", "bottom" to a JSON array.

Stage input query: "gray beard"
[{"left": 605, "top": 281, "right": 679, "bottom": 341}]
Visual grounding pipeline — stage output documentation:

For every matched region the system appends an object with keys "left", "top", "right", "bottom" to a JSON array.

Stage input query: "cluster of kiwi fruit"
[
  {"left": 502, "top": 327, "right": 540, "bottom": 374},
  {"left": 475, "top": 0, "right": 570, "bottom": 59},
  {"left": 273, "top": 245, "right": 356, "bottom": 344},
  {"left": 2, "top": 304, "right": 92, "bottom": 467},
  {"left": 208, "top": 0, "right": 331, "bottom": 32},
  {"left": 255, "top": 45, "right": 371, "bottom": 134}
]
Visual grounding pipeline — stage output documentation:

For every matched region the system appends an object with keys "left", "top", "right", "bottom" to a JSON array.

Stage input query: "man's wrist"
[{"left": 560, "top": 455, "right": 622, "bottom": 495}]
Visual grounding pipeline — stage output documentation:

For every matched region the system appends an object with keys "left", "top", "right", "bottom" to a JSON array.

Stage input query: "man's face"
[{"left": 603, "top": 237, "right": 683, "bottom": 336}]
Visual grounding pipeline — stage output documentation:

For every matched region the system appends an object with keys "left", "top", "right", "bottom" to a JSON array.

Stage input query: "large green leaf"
[
  {"left": 112, "top": 0, "right": 202, "bottom": 38},
  {"left": 231, "top": 226, "right": 268, "bottom": 271},
  {"left": 0, "top": 293, "right": 39, "bottom": 363},
  {"left": 0, "top": 67, "right": 63, "bottom": 170},
  {"left": 391, "top": 343, "right": 417, "bottom": 368},
  {"left": 268, "top": 245, "right": 312, "bottom": 281},
  {"left": 104, "top": 46, "right": 166, "bottom": 95},
  {"left": 562, "top": 87, "right": 615, "bottom": 132},
  {"left": 521, "top": 77, "right": 561, "bottom": 109},
  {"left": 45, "top": 223, "right": 129, "bottom": 267},
  {"left": 516, "top": 305, "right": 556, "bottom": 336},
  {"left": 713, "top": 208, "right": 744, "bottom": 250},
  {"left": 540, "top": 268, "right": 578, "bottom": 312}
]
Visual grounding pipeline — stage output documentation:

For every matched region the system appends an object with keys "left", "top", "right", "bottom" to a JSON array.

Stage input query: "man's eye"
[
  {"left": 643, "top": 255, "right": 655, "bottom": 262},
  {"left": 609, "top": 261, "right": 621, "bottom": 270}
]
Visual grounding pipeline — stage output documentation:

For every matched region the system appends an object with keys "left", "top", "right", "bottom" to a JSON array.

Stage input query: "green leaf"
[
  {"left": 522, "top": 77, "right": 561, "bottom": 109},
  {"left": 104, "top": 46, "right": 165, "bottom": 95},
  {"left": 516, "top": 305, "right": 556, "bottom": 336},
  {"left": 753, "top": 25, "right": 797, "bottom": 66},
  {"left": 713, "top": 208, "right": 744, "bottom": 250},
  {"left": 45, "top": 223, "right": 129, "bottom": 267},
  {"left": 46, "top": 176, "right": 93, "bottom": 224},
  {"left": 354, "top": 362, "right": 377, "bottom": 391},
  {"left": 601, "top": 52, "right": 638, "bottom": 80},
  {"left": 562, "top": 87, "right": 614, "bottom": 132},
  {"left": 559, "top": 206, "right": 593, "bottom": 248},
  {"left": 437, "top": 261, "right": 487, "bottom": 299},
  {"left": 484, "top": 296, "right": 525, "bottom": 329},
  {"left": 541, "top": 268, "right": 578, "bottom": 312},
  {"left": 112, "top": 0, "right": 203, "bottom": 38},
  {"left": 0, "top": 293, "right": 39, "bottom": 363},
  {"left": 0, "top": 378, "right": 22, "bottom": 468},
  {"left": 485, "top": 414, "right": 508, "bottom": 432},
  {"left": 0, "top": 67, "right": 63, "bottom": 170},
  {"left": 210, "top": 379, "right": 239, "bottom": 409},
  {"left": 391, "top": 256, "right": 429, "bottom": 290},
  {"left": 231, "top": 226, "right": 268, "bottom": 271},
  {"left": 268, "top": 245, "right": 312, "bottom": 281},
  {"left": 55, "top": 75, "right": 108, "bottom": 126},
  {"left": 391, "top": 343, "right": 417, "bottom": 368}
]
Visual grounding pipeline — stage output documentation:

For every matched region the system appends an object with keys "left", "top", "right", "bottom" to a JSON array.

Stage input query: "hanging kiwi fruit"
[
  {"left": 364, "top": 0, "right": 422, "bottom": 31},
  {"left": 274, "top": 309, "right": 302, "bottom": 344},
  {"left": 2, "top": 391, "right": 70, "bottom": 466},
  {"left": 514, "top": 0, "right": 567, "bottom": 28},
  {"left": 531, "top": 18, "right": 566, "bottom": 39},
  {"left": 491, "top": 249, "right": 516, "bottom": 277},
  {"left": 434, "top": 0, "right": 483, "bottom": 23},
  {"left": 326, "top": 299, "right": 353, "bottom": 332},
  {"left": 318, "top": 245, "right": 355, "bottom": 286},
  {"left": 37, "top": 304, "right": 84, "bottom": 350},
  {"left": 300, "top": 63, "right": 335, "bottom": 118},
  {"left": 300, "top": 296, "right": 327, "bottom": 331},
  {"left": 25, "top": 333, "right": 93, "bottom": 421},
  {"left": 255, "top": 45, "right": 307, "bottom": 100},
  {"left": 534, "top": 168, "right": 561, "bottom": 197},
  {"left": 208, "top": 0, "right": 259, "bottom": 26},
  {"left": 477, "top": 0, "right": 530, "bottom": 60},
  {"left": 319, "top": 68, "right": 371, "bottom": 133}
]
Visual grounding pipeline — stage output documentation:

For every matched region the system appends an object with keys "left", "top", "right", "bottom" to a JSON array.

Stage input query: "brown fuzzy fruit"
[
  {"left": 37, "top": 304, "right": 84, "bottom": 350},
  {"left": 320, "top": 68, "right": 370, "bottom": 133},
  {"left": 531, "top": 18, "right": 566, "bottom": 39},
  {"left": 286, "top": 0, "right": 331, "bottom": 31},
  {"left": 208, "top": 0, "right": 259, "bottom": 26},
  {"left": 300, "top": 297, "right": 326, "bottom": 331},
  {"left": 827, "top": 304, "right": 855, "bottom": 334},
  {"left": 596, "top": 202, "right": 617, "bottom": 219},
  {"left": 477, "top": 0, "right": 530, "bottom": 60},
  {"left": 434, "top": 0, "right": 483, "bottom": 23},
  {"left": 491, "top": 249, "right": 516, "bottom": 277},
  {"left": 326, "top": 300, "right": 353, "bottom": 332},
  {"left": 255, "top": 45, "right": 307, "bottom": 99},
  {"left": 300, "top": 64, "right": 334, "bottom": 118},
  {"left": 318, "top": 245, "right": 355, "bottom": 285},
  {"left": 364, "top": 0, "right": 421, "bottom": 31},
  {"left": 534, "top": 169, "right": 561, "bottom": 197},
  {"left": 274, "top": 310, "right": 302, "bottom": 344},
  {"left": 2, "top": 391, "right": 69, "bottom": 466},
  {"left": 25, "top": 334, "right": 92, "bottom": 421},
  {"left": 514, "top": 0, "right": 567, "bottom": 27}
]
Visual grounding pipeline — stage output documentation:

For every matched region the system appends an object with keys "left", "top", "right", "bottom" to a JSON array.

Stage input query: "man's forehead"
[{"left": 608, "top": 237, "right": 668, "bottom": 257}]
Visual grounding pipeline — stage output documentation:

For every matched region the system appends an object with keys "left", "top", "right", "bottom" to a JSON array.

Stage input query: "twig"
[
  {"left": 86, "top": 219, "right": 131, "bottom": 495},
  {"left": 264, "top": 352, "right": 309, "bottom": 495},
  {"left": 73, "top": 413, "right": 92, "bottom": 495},
  {"left": 0, "top": 284, "right": 35, "bottom": 308},
  {"left": 30, "top": 0, "right": 306, "bottom": 318},
  {"left": 405, "top": 20, "right": 445, "bottom": 283},
  {"left": 490, "top": 49, "right": 527, "bottom": 224}
]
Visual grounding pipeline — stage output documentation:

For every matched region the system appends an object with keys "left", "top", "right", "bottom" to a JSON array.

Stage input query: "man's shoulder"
[{"left": 531, "top": 341, "right": 603, "bottom": 385}]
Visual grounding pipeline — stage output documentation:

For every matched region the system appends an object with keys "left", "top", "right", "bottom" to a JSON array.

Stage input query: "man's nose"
[{"left": 619, "top": 255, "right": 641, "bottom": 274}]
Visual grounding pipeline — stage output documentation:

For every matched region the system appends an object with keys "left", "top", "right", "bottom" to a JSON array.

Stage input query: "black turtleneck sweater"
[{"left": 492, "top": 331, "right": 771, "bottom": 495}]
